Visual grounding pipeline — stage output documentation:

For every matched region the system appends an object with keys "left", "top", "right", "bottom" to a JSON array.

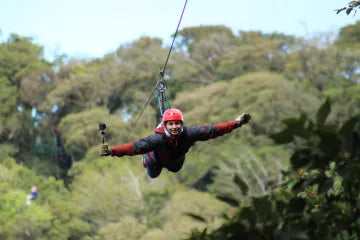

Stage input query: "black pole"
[{"left": 98, "top": 123, "right": 106, "bottom": 144}]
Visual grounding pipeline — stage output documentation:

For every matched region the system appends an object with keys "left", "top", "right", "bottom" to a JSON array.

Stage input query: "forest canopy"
[{"left": 0, "top": 21, "right": 359, "bottom": 239}]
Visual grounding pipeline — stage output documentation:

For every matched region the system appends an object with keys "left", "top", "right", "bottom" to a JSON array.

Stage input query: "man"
[
  {"left": 26, "top": 186, "right": 38, "bottom": 205},
  {"left": 100, "top": 109, "right": 251, "bottom": 178}
]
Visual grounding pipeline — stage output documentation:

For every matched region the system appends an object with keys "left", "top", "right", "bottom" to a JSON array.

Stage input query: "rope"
[
  {"left": 124, "top": 0, "right": 188, "bottom": 140},
  {"left": 125, "top": 85, "right": 158, "bottom": 141}
]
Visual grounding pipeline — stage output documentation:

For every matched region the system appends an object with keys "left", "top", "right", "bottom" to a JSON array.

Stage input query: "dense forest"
[{"left": 0, "top": 21, "right": 359, "bottom": 240}]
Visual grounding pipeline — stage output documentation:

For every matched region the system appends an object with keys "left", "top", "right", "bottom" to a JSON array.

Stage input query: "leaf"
[
  {"left": 239, "top": 207, "right": 257, "bottom": 226},
  {"left": 318, "top": 178, "right": 334, "bottom": 194},
  {"left": 282, "top": 114, "right": 310, "bottom": 139},
  {"left": 290, "top": 149, "right": 312, "bottom": 169},
  {"left": 335, "top": 7, "right": 347, "bottom": 14},
  {"left": 280, "top": 230, "right": 309, "bottom": 240},
  {"left": 253, "top": 197, "right": 272, "bottom": 220},
  {"left": 317, "top": 129, "right": 341, "bottom": 156},
  {"left": 340, "top": 116, "right": 360, "bottom": 137},
  {"left": 316, "top": 99, "right": 331, "bottom": 128},
  {"left": 184, "top": 212, "right": 207, "bottom": 223},
  {"left": 216, "top": 195, "right": 239, "bottom": 207},
  {"left": 270, "top": 128, "right": 294, "bottom": 144},
  {"left": 288, "top": 198, "right": 306, "bottom": 214},
  {"left": 351, "top": 1, "right": 360, "bottom": 7},
  {"left": 234, "top": 174, "right": 249, "bottom": 196}
]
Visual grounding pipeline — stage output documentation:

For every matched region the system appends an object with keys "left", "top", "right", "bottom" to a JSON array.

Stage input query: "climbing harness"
[{"left": 156, "top": 68, "right": 171, "bottom": 116}]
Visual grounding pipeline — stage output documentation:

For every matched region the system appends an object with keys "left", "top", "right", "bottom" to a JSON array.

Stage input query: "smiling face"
[{"left": 165, "top": 120, "right": 183, "bottom": 136}]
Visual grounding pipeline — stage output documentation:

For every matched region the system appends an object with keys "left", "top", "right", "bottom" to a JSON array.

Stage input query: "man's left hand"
[{"left": 235, "top": 113, "right": 251, "bottom": 125}]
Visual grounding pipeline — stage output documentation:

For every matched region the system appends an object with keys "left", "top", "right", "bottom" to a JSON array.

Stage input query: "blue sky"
[{"left": 0, "top": 0, "right": 357, "bottom": 60}]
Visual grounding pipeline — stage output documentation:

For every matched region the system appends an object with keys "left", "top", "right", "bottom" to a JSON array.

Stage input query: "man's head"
[{"left": 162, "top": 109, "right": 184, "bottom": 137}]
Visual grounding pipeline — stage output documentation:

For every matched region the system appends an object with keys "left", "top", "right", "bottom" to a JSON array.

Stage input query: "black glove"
[{"left": 235, "top": 113, "right": 251, "bottom": 126}]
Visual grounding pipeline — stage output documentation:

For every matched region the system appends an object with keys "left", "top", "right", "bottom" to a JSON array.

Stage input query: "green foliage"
[
  {"left": 0, "top": 144, "right": 18, "bottom": 161},
  {"left": 0, "top": 158, "right": 92, "bottom": 239},
  {"left": 217, "top": 31, "right": 295, "bottom": 80},
  {"left": 69, "top": 155, "right": 178, "bottom": 229},
  {"left": 336, "top": 21, "right": 360, "bottom": 49},
  {"left": 0, "top": 34, "right": 46, "bottom": 87},
  {"left": 284, "top": 43, "right": 358, "bottom": 92},
  {"left": 160, "top": 190, "right": 231, "bottom": 240},
  {"left": 0, "top": 77, "right": 18, "bottom": 141},
  {"left": 270, "top": 99, "right": 342, "bottom": 168},
  {"left": 208, "top": 143, "right": 289, "bottom": 204},
  {"left": 0, "top": 34, "right": 53, "bottom": 154},
  {"left": 177, "top": 25, "right": 236, "bottom": 54},
  {"left": 142, "top": 190, "right": 171, "bottom": 228},
  {"left": 2, "top": 23, "right": 360, "bottom": 239},
  {"left": 98, "top": 216, "right": 147, "bottom": 240},
  {"left": 58, "top": 107, "right": 129, "bottom": 160},
  {"left": 175, "top": 72, "right": 320, "bottom": 136},
  {"left": 189, "top": 102, "right": 360, "bottom": 239},
  {"left": 0, "top": 189, "right": 53, "bottom": 240},
  {"left": 140, "top": 228, "right": 168, "bottom": 240}
]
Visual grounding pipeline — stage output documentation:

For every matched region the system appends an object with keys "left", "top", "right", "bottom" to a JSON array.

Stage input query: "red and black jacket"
[{"left": 111, "top": 120, "right": 241, "bottom": 171}]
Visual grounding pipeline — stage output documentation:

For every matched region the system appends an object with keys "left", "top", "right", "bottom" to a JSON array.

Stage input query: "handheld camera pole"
[{"left": 98, "top": 123, "right": 106, "bottom": 144}]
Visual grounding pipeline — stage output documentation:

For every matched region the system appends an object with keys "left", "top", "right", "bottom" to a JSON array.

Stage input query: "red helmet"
[{"left": 162, "top": 109, "right": 184, "bottom": 123}]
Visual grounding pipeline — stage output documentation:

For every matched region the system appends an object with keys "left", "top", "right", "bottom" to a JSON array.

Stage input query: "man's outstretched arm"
[
  {"left": 99, "top": 134, "right": 163, "bottom": 157},
  {"left": 187, "top": 113, "right": 252, "bottom": 141}
]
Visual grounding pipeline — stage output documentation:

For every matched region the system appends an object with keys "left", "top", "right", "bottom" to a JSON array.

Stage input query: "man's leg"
[
  {"left": 166, "top": 155, "right": 185, "bottom": 173},
  {"left": 142, "top": 151, "right": 163, "bottom": 178}
]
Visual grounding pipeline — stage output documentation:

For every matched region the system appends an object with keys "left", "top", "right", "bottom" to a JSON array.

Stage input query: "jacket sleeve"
[
  {"left": 111, "top": 134, "right": 163, "bottom": 157},
  {"left": 187, "top": 120, "right": 241, "bottom": 142}
]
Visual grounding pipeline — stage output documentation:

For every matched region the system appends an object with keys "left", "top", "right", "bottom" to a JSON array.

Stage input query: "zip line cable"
[
  {"left": 162, "top": 0, "right": 188, "bottom": 74},
  {"left": 125, "top": 0, "right": 188, "bottom": 141},
  {"left": 94, "top": 0, "right": 189, "bottom": 191}
]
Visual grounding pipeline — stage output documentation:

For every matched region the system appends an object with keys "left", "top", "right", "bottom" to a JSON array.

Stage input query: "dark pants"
[
  {"left": 142, "top": 152, "right": 185, "bottom": 178},
  {"left": 142, "top": 152, "right": 163, "bottom": 178}
]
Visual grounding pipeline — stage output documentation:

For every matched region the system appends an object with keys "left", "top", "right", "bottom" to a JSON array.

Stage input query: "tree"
[
  {"left": 160, "top": 190, "right": 231, "bottom": 240},
  {"left": 188, "top": 100, "right": 360, "bottom": 239},
  {"left": 0, "top": 34, "right": 54, "bottom": 154},
  {"left": 284, "top": 40, "right": 359, "bottom": 92},
  {"left": 177, "top": 25, "right": 236, "bottom": 54},
  {"left": 98, "top": 216, "right": 147, "bottom": 240},
  {"left": 336, "top": 1, "right": 360, "bottom": 15},
  {"left": 336, "top": 21, "right": 360, "bottom": 49},
  {"left": 217, "top": 32, "right": 296, "bottom": 80},
  {"left": 174, "top": 72, "right": 320, "bottom": 135},
  {"left": 0, "top": 157, "right": 92, "bottom": 239}
]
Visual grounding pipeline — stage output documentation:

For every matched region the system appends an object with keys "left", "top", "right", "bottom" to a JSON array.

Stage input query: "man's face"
[{"left": 165, "top": 120, "right": 183, "bottom": 136}]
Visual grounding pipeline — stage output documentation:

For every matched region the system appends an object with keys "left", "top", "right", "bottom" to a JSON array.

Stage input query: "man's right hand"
[{"left": 99, "top": 144, "right": 112, "bottom": 156}]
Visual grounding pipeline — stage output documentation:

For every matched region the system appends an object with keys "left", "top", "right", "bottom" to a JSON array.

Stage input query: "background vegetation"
[{"left": 0, "top": 19, "right": 360, "bottom": 239}]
